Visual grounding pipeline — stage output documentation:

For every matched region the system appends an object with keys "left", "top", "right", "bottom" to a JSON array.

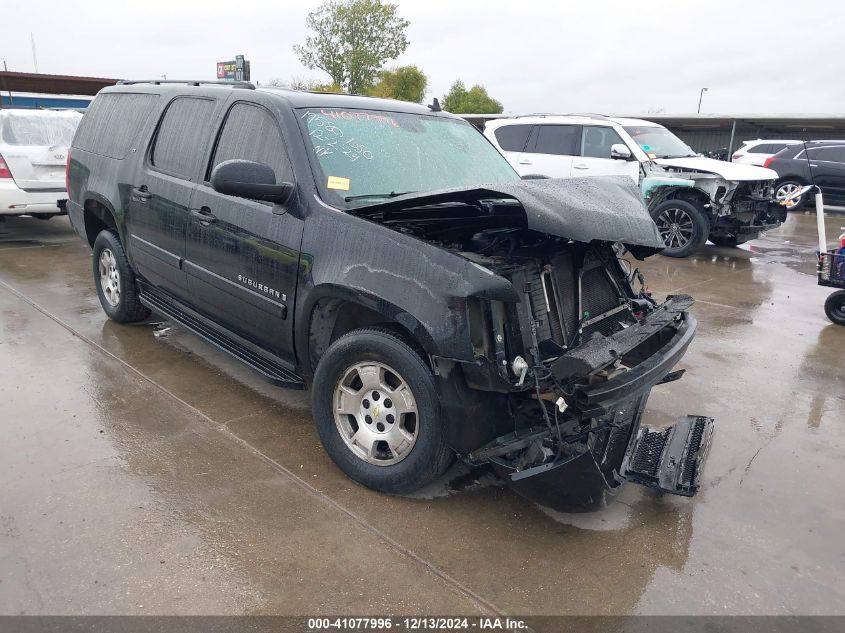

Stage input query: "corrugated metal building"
[{"left": 461, "top": 113, "right": 845, "bottom": 158}]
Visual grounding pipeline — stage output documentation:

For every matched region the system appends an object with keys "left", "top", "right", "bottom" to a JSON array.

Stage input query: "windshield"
[
  {"left": 299, "top": 108, "right": 519, "bottom": 207},
  {"left": 0, "top": 111, "right": 82, "bottom": 147},
  {"left": 623, "top": 125, "right": 697, "bottom": 159}
]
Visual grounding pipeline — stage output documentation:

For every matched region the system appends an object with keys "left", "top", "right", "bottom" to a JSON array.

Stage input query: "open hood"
[
  {"left": 354, "top": 176, "right": 666, "bottom": 255},
  {"left": 654, "top": 156, "right": 777, "bottom": 181}
]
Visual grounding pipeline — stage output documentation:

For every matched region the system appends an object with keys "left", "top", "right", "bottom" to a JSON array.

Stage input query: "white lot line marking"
[{"left": 0, "top": 276, "right": 503, "bottom": 618}]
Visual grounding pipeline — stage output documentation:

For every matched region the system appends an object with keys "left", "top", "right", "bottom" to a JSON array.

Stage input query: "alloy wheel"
[
  {"left": 333, "top": 361, "right": 419, "bottom": 466},
  {"left": 776, "top": 183, "right": 801, "bottom": 208},
  {"left": 98, "top": 248, "right": 121, "bottom": 307},
  {"left": 655, "top": 206, "right": 695, "bottom": 250}
]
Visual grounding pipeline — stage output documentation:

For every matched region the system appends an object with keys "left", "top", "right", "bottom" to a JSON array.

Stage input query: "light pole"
[{"left": 697, "top": 87, "right": 708, "bottom": 114}]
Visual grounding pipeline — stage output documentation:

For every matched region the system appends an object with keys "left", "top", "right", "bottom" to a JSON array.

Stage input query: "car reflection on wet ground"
[{"left": 0, "top": 212, "right": 843, "bottom": 616}]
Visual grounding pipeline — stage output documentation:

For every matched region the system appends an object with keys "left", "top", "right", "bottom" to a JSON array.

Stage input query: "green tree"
[
  {"left": 442, "top": 80, "right": 504, "bottom": 114},
  {"left": 367, "top": 65, "right": 427, "bottom": 102},
  {"left": 293, "top": 0, "right": 410, "bottom": 95}
]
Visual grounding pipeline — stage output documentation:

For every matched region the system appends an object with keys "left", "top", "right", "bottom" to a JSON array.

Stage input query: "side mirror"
[
  {"left": 210, "top": 159, "right": 293, "bottom": 205},
  {"left": 610, "top": 144, "right": 633, "bottom": 160}
]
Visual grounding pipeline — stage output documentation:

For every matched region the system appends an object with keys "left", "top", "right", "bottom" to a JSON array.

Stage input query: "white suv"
[
  {"left": 484, "top": 114, "right": 784, "bottom": 257},
  {"left": 0, "top": 109, "right": 82, "bottom": 219},
  {"left": 731, "top": 139, "right": 803, "bottom": 166}
]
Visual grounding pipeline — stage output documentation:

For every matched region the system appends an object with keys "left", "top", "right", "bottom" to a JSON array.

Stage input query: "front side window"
[
  {"left": 299, "top": 108, "right": 519, "bottom": 207},
  {"left": 581, "top": 125, "right": 624, "bottom": 158},
  {"left": 210, "top": 102, "right": 291, "bottom": 182},
  {"left": 151, "top": 97, "right": 215, "bottom": 179},
  {"left": 809, "top": 146, "right": 845, "bottom": 163},
  {"left": 623, "top": 125, "right": 697, "bottom": 159}
]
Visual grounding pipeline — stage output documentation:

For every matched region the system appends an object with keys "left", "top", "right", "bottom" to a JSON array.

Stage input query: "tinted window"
[
  {"left": 72, "top": 93, "right": 158, "bottom": 159},
  {"left": 151, "top": 97, "right": 215, "bottom": 179},
  {"left": 533, "top": 125, "right": 579, "bottom": 156},
  {"left": 210, "top": 102, "right": 290, "bottom": 182},
  {"left": 581, "top": 125, "right": 624, "bottom": 158},
  {"left": 809, "top": 146, "right": 845, "bottom": 163},
  {"left": 748, "top": 143, "right": 789, "bottom": 154},
  {"left": 493, "top": 125, "right": 532, "bottom": 152}
]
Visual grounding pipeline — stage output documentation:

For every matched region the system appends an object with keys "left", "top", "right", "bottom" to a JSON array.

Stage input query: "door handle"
[
  {"left": 518, "top": 158, "right": 533, "bottom": 165},
  {"left": 809, "top": 164, "right": 818, "bottom": 168},
  {"left": 132, "top": 185, "right": 151, "bottom": 200},
  {"left": 190, "top": 206, "right": 216, "bottom": 224},
  {"left": 573, "top": 163, "right": 589, "bottom": 170}
]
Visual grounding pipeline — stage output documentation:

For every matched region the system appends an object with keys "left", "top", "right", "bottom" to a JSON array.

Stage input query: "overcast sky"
[{"left": 3, "top": 0, "right": 842, "bottom": 115}]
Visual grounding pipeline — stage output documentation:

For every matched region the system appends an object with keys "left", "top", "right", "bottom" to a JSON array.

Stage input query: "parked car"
[
  {"left": 66, "top": 81, "right": 713, "bottom": 509},
  {"left": 731, "top": 139, "right": 802, "bottom": 166},
  {"left": 763, "top": 140, "right": 845, "bottom": 210},
  {"left": 484, "top": 115, "right": 785, "bottom": 257},
  {"left": 0, "top": 109, "right": 82, "bottom": 218}
]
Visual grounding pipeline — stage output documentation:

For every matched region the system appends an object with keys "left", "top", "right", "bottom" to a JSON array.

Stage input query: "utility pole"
[
  {"left": 30, "top": 33, "right": 39, "bottom": 73},
  {"left": 697, "top": 87, "right": 708, "bottom": 114}
]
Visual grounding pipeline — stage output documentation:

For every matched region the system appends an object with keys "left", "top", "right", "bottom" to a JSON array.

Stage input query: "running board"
[
  {"left": 622, "top": 415, "right": 714, "bottom": 496},
  {"left": 139, "top": 287, "right": 306, "bottom": 390}
]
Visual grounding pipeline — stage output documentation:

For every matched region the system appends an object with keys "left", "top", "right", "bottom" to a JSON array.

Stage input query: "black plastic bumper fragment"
[
  {"left": 551, "top": 294, "right": 694, "bottom": 379},
  {"left": 622, "top": 415, "right": 714, "bottom": 496}
]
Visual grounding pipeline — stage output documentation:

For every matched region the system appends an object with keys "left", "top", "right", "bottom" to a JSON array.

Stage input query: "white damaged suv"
[{"left": 484, "top": 114, "right": 785, "bottom": 257}]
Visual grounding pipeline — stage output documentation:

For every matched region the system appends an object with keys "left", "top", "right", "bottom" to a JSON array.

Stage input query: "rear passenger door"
[
  {"left": 808, "top": 146, "right": 845, "bottom": 203},
  {"left": 572, "top": 125, "right": 639, "bottom": 183},
  {"left": 126, "top": 96, "right": 218, "bottom": 302},
  {"left": 185, "top": 100, "right": 303, "bottom": 362},
  {"left": 520, "top": 124, "right": 580, "bottom": 178}
]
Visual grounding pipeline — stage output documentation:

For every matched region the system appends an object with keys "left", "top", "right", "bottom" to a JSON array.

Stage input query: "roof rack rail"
[
  {"left": 117, "top": 79, "right": 256, "bottom": 89},
  {"left": 513, "top": 112, "right": 612, "bottom": 121}
]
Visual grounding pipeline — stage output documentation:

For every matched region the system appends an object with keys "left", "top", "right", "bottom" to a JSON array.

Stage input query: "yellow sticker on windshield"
[
  {"left": 327, "top": 176, "right": 350, "bottom": 191},
  {"left": 648, "top": 153, "right": 657, "bottom": 159}
]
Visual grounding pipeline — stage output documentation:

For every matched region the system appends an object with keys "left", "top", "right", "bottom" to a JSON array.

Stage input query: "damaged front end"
[
  {"left": 462, "top": 248, "right": 713, "bottom": 509},
  {"left": 353, "top": 178, "right": 714, "bottom": 510},
  {"left": 646, "top": 162, "right": 785, "bottom": 239}
]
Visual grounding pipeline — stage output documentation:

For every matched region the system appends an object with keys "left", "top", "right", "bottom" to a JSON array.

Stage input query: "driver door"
[
  {"left": 184, "top": 100, "right": 303, "bottom": 362},
  {"left": 571, "top": 125, "right": 639, "bottom": 183}
]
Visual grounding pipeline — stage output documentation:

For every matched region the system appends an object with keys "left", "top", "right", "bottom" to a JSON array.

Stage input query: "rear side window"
[
  {"left": 808, "top": 146, "right": 845, "bottom": 163},
  {"left": 209, "top": 102, "right": 291, "bottom": 182},
  {"left": 72, "top": 93, "right": 158, "bottom": 159},
  {"left": 748, "top": 143, "right": 789, "bottom": 154},
  {"left": 581, "top": 125, "right": 624, "bottom": 158},
  {"left": 493, "top": 125, "right": 533, "bottom": 152},
  {"left": 533, "top": 125, "right": 579, "bottom": 156},
  {"left": 151, "top": 97, "right": 216, "bottom": 179}
]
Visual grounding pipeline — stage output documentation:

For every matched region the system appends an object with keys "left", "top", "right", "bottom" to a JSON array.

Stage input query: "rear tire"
[
  {"left": 775, "top": 180, "right": 807, "bottom": 211},
  {"left": 824, "top": 290, "right": 845, "bottom": 325},
  {"left": 92, "top": 229, "right": 150, "bottom": 323},
  {"left": 651, "top": 199, "right": 710, "bottom": 258},
  {"left": 312, "top": 327, "right": 453, "bottom": 494}
]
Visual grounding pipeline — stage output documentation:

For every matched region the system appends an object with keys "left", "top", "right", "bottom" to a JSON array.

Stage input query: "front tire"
[
  {"left": 775, "top": 180, "right": 807, "bottom": 211},
  {"left": 312, "top": 327, "right": 453, "bottom": 494},
  {"left": 92, "top": 229, "right": 150, "bottom": 323},
  {"left": 824, "top": 290, "right": 845, "bottom": 325},
  {"left": 651, "top": 199, "right": 710, "bottom": 258}
]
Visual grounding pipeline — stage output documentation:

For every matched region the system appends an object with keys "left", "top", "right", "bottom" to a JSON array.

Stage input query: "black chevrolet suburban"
[{"left": 66, "top": 80, "right": 713, "bottom": 509}]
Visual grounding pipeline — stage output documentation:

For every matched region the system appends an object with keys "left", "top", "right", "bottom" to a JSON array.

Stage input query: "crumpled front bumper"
[{"left": 475, "top": 297, "right": 713, "bottom": 510}]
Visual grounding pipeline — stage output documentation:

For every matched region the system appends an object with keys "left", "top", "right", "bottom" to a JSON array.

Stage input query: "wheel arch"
[
  {"left": 301, "top": 286, "right": 437, "bottom": 378},
  {"left": 81, "top": 195, "right": 120, "bottom": 247}
]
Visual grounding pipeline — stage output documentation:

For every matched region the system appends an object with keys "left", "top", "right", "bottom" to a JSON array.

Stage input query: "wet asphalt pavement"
[{"left": 0, "top": 212, "right": 843, "bottom": 617}]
